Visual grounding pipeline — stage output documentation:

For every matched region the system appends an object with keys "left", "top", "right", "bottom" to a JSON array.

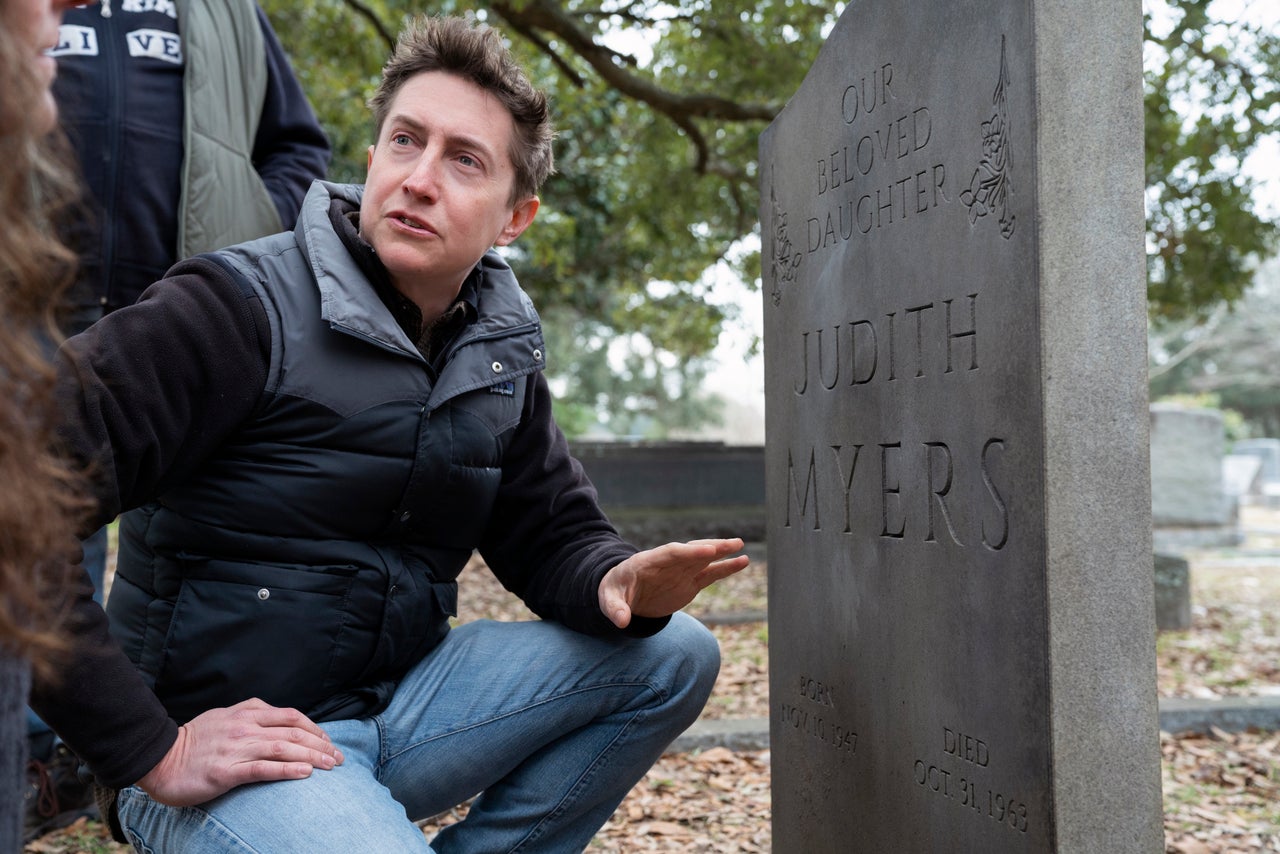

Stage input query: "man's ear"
[
  {"left": 367, "top": 145, "right": 376, "bottom": 171},
  {"left": 494, "top": 197, "right": 540, "bottom": 247}
]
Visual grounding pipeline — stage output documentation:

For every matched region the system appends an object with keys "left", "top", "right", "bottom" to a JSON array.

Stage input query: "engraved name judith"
[{"left": 792, "top": 293, "right": 978, "bottom": 393}]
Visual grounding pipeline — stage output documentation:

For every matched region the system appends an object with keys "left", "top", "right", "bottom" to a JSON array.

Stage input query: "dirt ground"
[{"left": 26, "top": 509, "right": 1280, "bottom": 852}]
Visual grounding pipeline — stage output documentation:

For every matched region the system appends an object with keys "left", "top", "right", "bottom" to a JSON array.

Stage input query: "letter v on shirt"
[{"left": 128, "top": 29, "right": 182, "bottom": 64}]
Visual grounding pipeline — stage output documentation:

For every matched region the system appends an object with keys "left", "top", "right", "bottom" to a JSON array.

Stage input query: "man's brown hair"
[{"left": 369, "top": 15, "right": 555, "bottom": 204}]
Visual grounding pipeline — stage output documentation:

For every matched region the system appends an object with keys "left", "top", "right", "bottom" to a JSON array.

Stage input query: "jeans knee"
[{"left": 660, "top": 612, "right": 721, "bottom": 703}]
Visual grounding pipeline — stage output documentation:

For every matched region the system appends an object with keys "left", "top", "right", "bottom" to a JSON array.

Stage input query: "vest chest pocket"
[
  {"left": 450, "top": 375, "right": 526, "bottom": 437},
  {"left": 400, "top": 398, "right": 517, "bottom": 547}
]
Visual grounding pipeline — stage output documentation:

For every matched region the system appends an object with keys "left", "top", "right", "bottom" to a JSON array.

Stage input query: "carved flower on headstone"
[
  {"left": 961, "top": 36, "right": 1015, "bottom": 239},
  {"left": 982, "top": 113, "right": 1006, "bottom": 167}
]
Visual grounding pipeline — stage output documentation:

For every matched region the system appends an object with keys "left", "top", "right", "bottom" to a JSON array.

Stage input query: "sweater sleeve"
[
  {"left": 251, "top": 5, "right": 330, "bottom": 228},
  {"left": 58, "top": 256, "right": 272, "bottom": 523},
  {"left": 28, "top": 258, "right": 272, "bottom": 787},
  {"left": 478, "top": 373, "right": 669, "bottom": 638},
  {"left": 27, "top": 573, "right": 177, "bottom": 790}
]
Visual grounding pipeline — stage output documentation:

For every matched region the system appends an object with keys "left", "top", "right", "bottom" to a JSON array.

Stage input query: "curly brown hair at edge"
[
  {"left": 0, "top": 0, "right": 90, "bottom": 680},
  {"left": 2, "top": 0, "right": 96, "bottom": 850}
]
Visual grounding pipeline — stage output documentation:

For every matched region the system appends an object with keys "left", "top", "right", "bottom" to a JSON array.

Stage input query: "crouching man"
[{"left": 32, "top": 14, "right": 748, "bottom": 853}]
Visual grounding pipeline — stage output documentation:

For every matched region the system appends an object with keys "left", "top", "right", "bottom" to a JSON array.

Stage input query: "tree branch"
[
  {"left": 490, "top": 0, "right": 781, "bottom": 123},
  {"left": 340, "top": 0, "right": 397, "bottom": 51},
  {"left": 1148, "top": 304, "right": 1228, "bottom": 382},
  {"left": 499, "top": 13, "right": 587, "bottom": 86}
]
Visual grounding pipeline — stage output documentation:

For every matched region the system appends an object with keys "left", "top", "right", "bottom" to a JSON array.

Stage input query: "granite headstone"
[
  {"left": 759, "top": 1, "right": 1162, "bottom": 850},
  {"left": 1153, "top": 552, "right": 1192, "bottom": 632},
  {"left": 1150, "top": 403, "right": 1235, "bottom": 550}
]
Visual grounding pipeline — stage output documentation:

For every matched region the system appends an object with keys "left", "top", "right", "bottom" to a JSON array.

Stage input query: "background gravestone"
[
  {"left": 759, "top": 1, "right": 1162, "bottom": 851},
  {"left": 1149, "top": 403, "right": 1238, "bottom": 550},
  {"left": 1230, "top": 438, "right": 1280, "bottom": 506},
  {"left": 1153, "top": 552, "right": 1192, "bottom": 632}
]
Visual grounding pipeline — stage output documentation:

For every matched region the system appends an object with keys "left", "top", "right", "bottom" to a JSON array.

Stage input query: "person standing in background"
[
  {"left": 0, "top": 0, "right": 95, "bottom": 849},
  {"left": 23, "top": 0, "right": 330, "bottom": 837},
  {"left": 49, "top": 0, "right": 330, "bottom": 588},
  {"left": 51, "top": 0, "right": 331, "bottom": 336}
]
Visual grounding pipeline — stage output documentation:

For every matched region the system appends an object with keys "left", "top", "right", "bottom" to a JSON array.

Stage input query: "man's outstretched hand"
[
  {"left": 136, "top": 697, "right": 344, "bottom": 806},
  {"left": 599, "top": 538, "right": 751, "bottom": 629}
]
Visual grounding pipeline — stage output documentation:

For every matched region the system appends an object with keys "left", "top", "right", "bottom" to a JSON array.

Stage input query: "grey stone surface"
[
  {"left": 667, "top": 718, "right": 772, "bottom": 755},
  {"left": 1158, "top": 696, "right": 1280, "bottom": 735},
  {"left": 1150, "top": 404, "right": 1232, "bottom": 528},
  {"left": 758, "top": 1, "right": 1160, "bottom": 851},
  {"left": 1232, "top": 438, "right": 1280, "bottom": 486},
  {"left": 1223, "top": 454, "right": 1264, "bottom": 500},
  {"left": 1153, "top": 553, "right": 1192, "bottom": 632},
  {"left": 667, "top": 696, "right": 1280, "bottom": 756}
]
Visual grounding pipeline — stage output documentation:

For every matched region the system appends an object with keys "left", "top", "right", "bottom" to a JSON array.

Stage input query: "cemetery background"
[{"left": 24, "top": 1, "right": 1280, "bottom": 851}]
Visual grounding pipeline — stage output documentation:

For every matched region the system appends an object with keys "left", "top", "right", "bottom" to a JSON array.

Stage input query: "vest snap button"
[
  {"left": 491, "top": 361, "right": 502, "bottom": 373},
  {"left": 533, "top": 349, "right": 543, "bottom": 361},
  {"left": 257, "top": 588, "right": 270, "bottom": 601}
]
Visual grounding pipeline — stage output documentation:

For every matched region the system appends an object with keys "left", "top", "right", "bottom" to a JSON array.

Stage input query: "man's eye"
[
  {"left": 458, "top": 154, "right": 479, "bottom": 168},
  {"left": 392, "top": 133, "right": 413, "bottom": 146}
]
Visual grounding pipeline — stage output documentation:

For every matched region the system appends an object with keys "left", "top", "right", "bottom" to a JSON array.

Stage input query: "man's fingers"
[
  {"left": 282, "top": 724, "right": 343, "bottom": 759},
  {"left": 697, "top": 555, "right": 751, "bottom": 587},
  {"left": 243, "top": 702, "right": 331, "bottom": 740},
  {"left": 236, "top": 759, "right": 319, "bottom": 786},
  {"left": 234, "top": 700, "right": 342, "bottom": 762},
  {"left": 258, "top": 726, "right": 343, "bottom": 766},
  {"left": 139, "top": 701, "right": 347, "bottom": 806},
  {"left": 685, "top": 537, "right": 745, "bottom": 554},
  {"left": 258, "top": 740, "right": 339, "bottom": 768},
  {"left": 696, "top": 555, "right": 752, "bottom": 588},
  {"left": 602, "top": 588, "right": 632, "bottom": 628}
]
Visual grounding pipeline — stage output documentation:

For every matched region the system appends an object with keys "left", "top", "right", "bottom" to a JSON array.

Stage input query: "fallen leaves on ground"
[
  {"left": 1164, "top": 728, "right": 1280, "bottom": 852},
  {"left": 414, "top": 748, "right": 772, "bottom": 852},
  {"left": 591, "top": 748, "right": 771, "bottom": 852}
]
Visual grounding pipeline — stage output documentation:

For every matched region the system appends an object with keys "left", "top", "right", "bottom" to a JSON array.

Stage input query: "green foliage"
[
  {"left": 1144, "top": 0, "right": 1280, "bottom": 320},
  {"left": 1149, "top": 259, "right": 1280, "bottom": 436},
  {"left": 263, "top": 0, "right": 1280, "bottom": 433},
  {"left": 261, "top": 0, "right": 389, "bottom": 183}
]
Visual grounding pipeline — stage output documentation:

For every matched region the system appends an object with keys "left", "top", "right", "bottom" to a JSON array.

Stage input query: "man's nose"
[{"left": 402, "top": 155, "right": 440, "bottom": 200}]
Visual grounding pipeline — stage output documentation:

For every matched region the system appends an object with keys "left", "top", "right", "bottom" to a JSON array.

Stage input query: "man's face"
[{"left": 359, "top": 71, "right": 538, "bottom": 304}]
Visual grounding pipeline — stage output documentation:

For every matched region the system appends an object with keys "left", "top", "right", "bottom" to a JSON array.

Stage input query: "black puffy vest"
[{"left": 108, "top": 184, "right": 547, "bottom": 724}]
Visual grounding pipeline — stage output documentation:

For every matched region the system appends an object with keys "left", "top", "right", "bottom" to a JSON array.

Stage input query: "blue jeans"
[
  {"left": 115, "top": 613, "right": 719, "bottom": 853},
  {"left": 81, "top": 524, "right": 108, "bottom": 604}
]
